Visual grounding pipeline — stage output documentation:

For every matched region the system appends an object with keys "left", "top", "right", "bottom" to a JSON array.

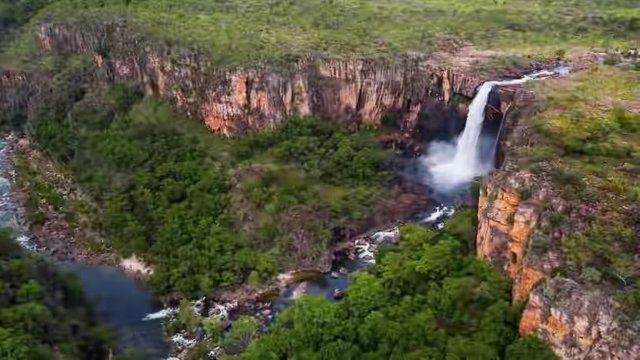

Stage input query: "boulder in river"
[
  {"left": 330, "top": 271, "right": 340, "bottom": 279},
  {"left": 339, "top": 267, "right": 348, "bottom": 275},
  {"left": 291, "top": 281, "right": 308, "bottom": 300},
  {"left": 333, "top": 289, "right": 345, "bottom": 300}
]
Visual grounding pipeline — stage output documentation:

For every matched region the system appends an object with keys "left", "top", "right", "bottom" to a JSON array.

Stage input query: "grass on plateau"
[
  {"left": 25, "top": 0, "right": 640, "bottom": 66},
  {"left": 517, "top": 66, "right": 640, "bottom": 311}
]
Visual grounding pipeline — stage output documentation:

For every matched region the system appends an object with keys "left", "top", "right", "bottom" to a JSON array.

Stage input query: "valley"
[{"left": 0, "top": 1, "right": 638, "bottom": 359}]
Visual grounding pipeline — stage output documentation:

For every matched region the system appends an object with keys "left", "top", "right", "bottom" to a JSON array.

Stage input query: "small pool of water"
[
  {"left": 271, "top": 256, "right": 364, "bottom": 314},
  {"left": 63, "top": 263, "right": 169, "bottom": 359},
  {"left": 63, "top": 263, "right": 158, "bottom": 325}
]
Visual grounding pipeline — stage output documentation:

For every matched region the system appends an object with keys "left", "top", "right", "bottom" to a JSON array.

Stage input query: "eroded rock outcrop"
[
  {"left": 477, "top": 170, "right": 561, "bottom": 302},
  {"left": 477, "top": 154, "right": 640, "bottom": 360},
  {"left": 520, "top": 278, "right": 640, "bottom": 359},
  {"left": 35, "top": 20, "right": 491, "bottom": 136}
]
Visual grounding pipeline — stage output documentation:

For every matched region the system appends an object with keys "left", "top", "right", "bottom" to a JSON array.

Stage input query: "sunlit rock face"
[
  {"left": 476, "top": 171, "right": 552, "bottom": 302},
  {"left": 520, "top": 278, "right": 640, "bottom": 360},
  {"left": 476, "top": 154, "right": 640, "bottom": 360},
  {"left": 35, "top": 21, "right": 491, "bottom": 136}
]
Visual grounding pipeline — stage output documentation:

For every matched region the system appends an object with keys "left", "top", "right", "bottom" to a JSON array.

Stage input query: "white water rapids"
[{"left": 422, "top": 68, "right": 567, "bottom": 194}]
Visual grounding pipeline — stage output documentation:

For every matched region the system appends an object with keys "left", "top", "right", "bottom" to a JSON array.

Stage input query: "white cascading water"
[{"left": 422, "top": 68, "right": 564, "bottom": 194}]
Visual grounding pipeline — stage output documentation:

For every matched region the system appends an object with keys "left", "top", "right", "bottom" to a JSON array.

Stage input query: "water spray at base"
[{"left": 421, "top": 67, "right": 569, "bottom": 196}]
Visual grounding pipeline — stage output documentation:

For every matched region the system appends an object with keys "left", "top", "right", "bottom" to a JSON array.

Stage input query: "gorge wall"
[
  {"left": 477, "top": 89, "right": 640, "bottom": 359},
  {"left": 32, "top": 20, "right": 494, "bottom": 136}
]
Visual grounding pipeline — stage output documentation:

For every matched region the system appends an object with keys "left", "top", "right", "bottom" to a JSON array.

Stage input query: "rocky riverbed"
[{"left": 0, "top": 133, "right": 423, "bottom": 359}]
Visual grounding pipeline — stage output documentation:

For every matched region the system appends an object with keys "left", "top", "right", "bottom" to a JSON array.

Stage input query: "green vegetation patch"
[
  {"left": 20, "top": 59, "right": 393, "bottom": 297},
  {"left": 0, "top": 0, "right": 50, "bottom": 38},
  {"left": 242, "top": 212, "right": 557, "bottom": 359},
  {"left": 23, "top": 0, "right": 640, "bottom": 66},
  {"left": 518, "top": 65, "right": 640, "bottom": 312}
]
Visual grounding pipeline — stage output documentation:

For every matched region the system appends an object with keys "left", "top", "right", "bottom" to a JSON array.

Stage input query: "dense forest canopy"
[
  {"left": 240, "top": 213, "right": 556, "bottom": 360},
  {"left": 0, "top": 228, "right": 112, "bottom": 359},
  {"left": 19, "top": 61, "right": 393, "bottom": 297}
]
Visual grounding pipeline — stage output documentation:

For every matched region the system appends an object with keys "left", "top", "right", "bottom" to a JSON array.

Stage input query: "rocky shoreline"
[
  {"left": 0, "top": 134, "right": 158, "bottom": 280},
  {"left": 154, "top": 223, "right": 404, "bottom": 358}
]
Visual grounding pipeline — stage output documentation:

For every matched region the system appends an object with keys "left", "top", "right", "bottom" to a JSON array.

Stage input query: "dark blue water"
[
  {"left": 270, "top": 254, "right": 370, "bottom": 317},
  {"left": 63, "top": 263, "right": 169, "bottom": 359}
]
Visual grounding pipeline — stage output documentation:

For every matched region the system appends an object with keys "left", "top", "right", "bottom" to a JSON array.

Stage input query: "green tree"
[
  {"left": 223, "top": 316, "right": 259, "bottom": 353},
  {"left": 0, "top": 230, "right": 111, "bottom": 359},
  {"left": 244, "top": 213, "right": 555, "bottom": 359},
  {"left": 203, "top": 316, "right": 225, "bottom": 343},
  {"left": 446, "top": 337, "right": 499, "bottom": 359},
  {"left": 16, "top": 280, "right": 43, "bottom": 303},
  {"left": 0, "top": 327, "right": 31, "bottom": 360},
  {"left": 506, "top": 337, "right": 557, "bottom": 360},
  {"left": 178, "top": 299, "right": 199, "bottom": 333}
]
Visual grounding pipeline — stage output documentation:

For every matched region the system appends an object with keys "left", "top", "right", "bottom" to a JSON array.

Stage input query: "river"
[
  {"left": 0, "top": 134, "right": 448, "bottom": 359},
  {"left": 0, "top": 139, "right": 171, "bottom": 357},
  {"left": 0, "top": 136, "right": 401, "bottom": 358},
  {"left": 63, "top": 263, "right": 170, "bottom": 358}
]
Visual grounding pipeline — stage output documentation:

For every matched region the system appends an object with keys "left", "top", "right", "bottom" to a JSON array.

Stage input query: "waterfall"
[
  {"left": 451, "top": 81, "right": 496, "bottom": 172},
  {"left": 421, "top": 67, "right": 568, "bottom": 195}
]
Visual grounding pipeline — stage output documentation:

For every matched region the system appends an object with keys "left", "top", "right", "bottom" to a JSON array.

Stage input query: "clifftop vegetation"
[
  {"left": 4, "top": 0, "right": 639, "bottom": 67},
  {"left": 514, "top": 64, "right": 640, "bottom": 315}
]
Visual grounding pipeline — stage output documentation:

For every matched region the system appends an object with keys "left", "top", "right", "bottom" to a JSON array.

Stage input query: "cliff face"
[
  {"left": 477, "top": 168, "right": 564, "bottom": 302},
  {"left": 35, "top": 21, "right": 488, "bottom": 136},
  {"left": 477, "top": 145, "right": 640, "bottom": 360},
  {"left": 478, "top": 74, "right": 640, "bottom": 359},
  {"left": 478, "top": 173, "right": 540, "bottom": 301},
  {"left": 520, "top": 279, "right": 640, "bottom": 359},
  {"left": 0, "top": 71, "right": 42, "bottom": 130}
]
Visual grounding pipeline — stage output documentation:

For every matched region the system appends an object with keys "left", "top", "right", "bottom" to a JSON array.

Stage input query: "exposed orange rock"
[
  {"left": 476, "top": 91, "right": 640, "bottom": 360},
  {"left": 519, "top": 307, "right": 542, "bottom": 336},
  {"left": 519, "top": 279, "right": 640, "bottom": 359},
  {"left": 514, "top": 266, "right": 545, "bottom": 302},
  {"left": 94, "top": 53, "right": 104, "bottom": 67},
  {"left": 477, "top": 176, "right": 543, "bottom": 302},
  {"left": 35, "top": 21, "right": 495, "bottom": 136},
  {"left": 546, "top": 315, "right": 570, "bottom": 339}
]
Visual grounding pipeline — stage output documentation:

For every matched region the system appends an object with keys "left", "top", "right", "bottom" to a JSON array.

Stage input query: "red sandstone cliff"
[
  {"left": 34, "top": 21, "right": 496, "bottom": 136},
  {"left": 477, "top": 159, "right": 640, "bottom": 360},
  {"left": 520, "top": 279, "right": 640, "bottom": 359}
]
